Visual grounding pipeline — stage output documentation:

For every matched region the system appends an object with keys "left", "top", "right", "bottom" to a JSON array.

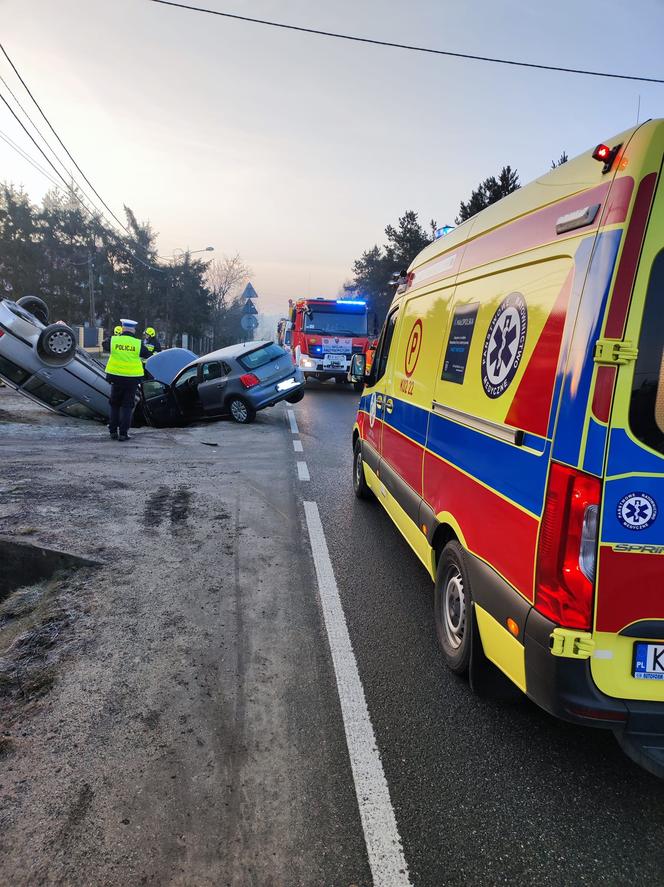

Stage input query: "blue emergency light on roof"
[
  {"left": 337, "top": 300, "right": 366, "bottom": 306},
  {"left": 434, "top": 225, "right": 456, "bottom": 240}
]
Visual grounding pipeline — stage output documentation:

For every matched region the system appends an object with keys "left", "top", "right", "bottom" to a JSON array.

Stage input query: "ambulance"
[{"left": 350, "top": 119, "right": 664, "bottom": 776}]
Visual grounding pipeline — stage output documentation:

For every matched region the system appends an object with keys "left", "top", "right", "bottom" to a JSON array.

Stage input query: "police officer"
[
  {"left": 102, "top": 319, "right": 150, "bottom": 442},
  {"left": 142, "top": 326, "right": 162, "bottom": 361}
]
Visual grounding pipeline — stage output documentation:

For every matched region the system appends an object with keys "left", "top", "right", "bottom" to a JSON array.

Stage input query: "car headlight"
[{"left": 300, "top": 357, "right": 316, "bottom": 369}]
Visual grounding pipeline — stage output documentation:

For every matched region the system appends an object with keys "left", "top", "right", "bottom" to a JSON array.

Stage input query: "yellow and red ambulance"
[{"left": 351, "top": 119, "right": 664, "bottom": 776}]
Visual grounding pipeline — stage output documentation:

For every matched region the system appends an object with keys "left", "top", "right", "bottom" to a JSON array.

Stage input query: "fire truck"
[{"left": 280, "top": 298, "right": 371, "bottom": 390}]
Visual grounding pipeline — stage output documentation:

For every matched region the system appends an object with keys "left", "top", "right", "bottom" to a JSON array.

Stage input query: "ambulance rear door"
[{"left": 592, "top": 151, "right": 664, "bottom": 705}]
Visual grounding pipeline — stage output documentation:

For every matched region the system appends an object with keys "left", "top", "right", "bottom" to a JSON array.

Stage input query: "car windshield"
[
  {"left": 303, "top": 309, "right": 367, "bottom": 336},
  {"left": 174, "top": 366, "right": 199, "bottom": 389},
  {"left": 238, "top": 343, "right": 285, "bottom": 370}
]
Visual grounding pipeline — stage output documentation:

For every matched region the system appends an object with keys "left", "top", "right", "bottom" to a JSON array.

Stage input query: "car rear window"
[
  {"left": 0, "top": 354, "right": 31, "bottom": 385},
  {"left": 22, "top": 377, "right": 70, "bottom": 407},
  {"left": 630, "top": 249, "right": 664, "bottom": 454},
  {"left": 238, "top": 343, "right": 284, "bottom": 370}
]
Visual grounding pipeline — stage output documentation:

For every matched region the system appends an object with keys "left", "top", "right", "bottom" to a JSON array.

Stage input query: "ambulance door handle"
[
  {"left": 376, "top": 394, "right": 384, "bottom": 409},
  {"left": 385, "top": 397, "right": 394, "bottom": 414}
]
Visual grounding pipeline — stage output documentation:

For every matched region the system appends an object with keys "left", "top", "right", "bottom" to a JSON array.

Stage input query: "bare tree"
[
  {"left": 206, "top": 253, "right": 251, "bottom": 310},
  {"left": 205, "top": 253, "right": 252, "bottom": 347}
]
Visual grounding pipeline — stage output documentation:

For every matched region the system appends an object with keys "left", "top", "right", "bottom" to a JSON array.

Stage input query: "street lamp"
[{"left": 172, "top": 246, "right": 215, "bottom": 263}]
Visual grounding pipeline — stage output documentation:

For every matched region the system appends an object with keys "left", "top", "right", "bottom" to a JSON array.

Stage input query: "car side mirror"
[{"left": 348, "top": 353, "right": 366, "bottom": 383}]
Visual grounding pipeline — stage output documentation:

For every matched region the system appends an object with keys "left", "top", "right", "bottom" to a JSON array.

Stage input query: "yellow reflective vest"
[{"left": 106, "top": 335, "right": 144, "bottom": 378}]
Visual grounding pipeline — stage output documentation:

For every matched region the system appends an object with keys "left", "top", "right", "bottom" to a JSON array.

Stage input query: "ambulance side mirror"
[
  {"left": 284, "top": 330, "right": 292, "bottom": 346},
  {"left": 348, "top": 353, "right": 366, "bottom": 383}
]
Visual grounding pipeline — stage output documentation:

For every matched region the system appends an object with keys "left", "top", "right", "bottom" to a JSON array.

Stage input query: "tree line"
[
  {"left": 0, "top": 183, "right": 251, "bottom": 347},
  {"left": 346, "top": 153, "right": 567, "bottom": 327}
]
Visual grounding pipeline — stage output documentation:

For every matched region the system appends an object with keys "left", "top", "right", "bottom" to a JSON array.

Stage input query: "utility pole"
[{"left": 88, "top": 255, "right": 96, "bottom": 327}]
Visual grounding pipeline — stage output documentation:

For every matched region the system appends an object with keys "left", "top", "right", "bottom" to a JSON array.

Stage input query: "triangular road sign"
[
  {"left": 242, "top": 299, "right": 258, "bottom": 315},
  {"left": 241, "top": 282, "right": 258, "bottom": 300}
]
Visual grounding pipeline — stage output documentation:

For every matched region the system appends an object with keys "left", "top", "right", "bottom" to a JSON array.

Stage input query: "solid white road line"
[
  {"left": 287, "top": 409, "right": 299, "bottom": 434},
  {"left": 293, "top": 440, "right": 304, "bottom": 453},
  {"left": 303, "top": 501, "right": 411, "bottom": 887},
  {"left": 297, "top": 461, "right": 310, "bottom": 481}
]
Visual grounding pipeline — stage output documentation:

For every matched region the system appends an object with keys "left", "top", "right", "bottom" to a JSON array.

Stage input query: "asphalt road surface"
[
  {"left": 2, "top": 382, "right": 664, "bottom": 886},
  {"left": 291, "top": 381, "right": 664, "bottom": 887}
]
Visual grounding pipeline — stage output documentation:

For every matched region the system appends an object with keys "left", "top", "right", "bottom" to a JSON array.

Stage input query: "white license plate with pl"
[
  {"left": 276, "top": 377, "right": 298, "bottom": 392},
  {"left": 633, "top": 642, "right": 664, "bottom": 680},
  {"left": 323, "top": 355, "right": 346, "bottom": 369}
]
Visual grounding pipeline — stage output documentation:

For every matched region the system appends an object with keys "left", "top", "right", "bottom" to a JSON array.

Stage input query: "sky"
[{"left": 1, "top": 0, "right": 663, "bottom": 314}]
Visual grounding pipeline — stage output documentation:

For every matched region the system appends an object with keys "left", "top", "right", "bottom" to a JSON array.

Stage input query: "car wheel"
[
  {"left": 434, "top": 541, "right": 474, "bottom": 675},
  {"left": 228, "top": 396, "right": 256, "bottom": 424},
  {"left": 36, "top": 323, "right": 77, "bottom": 367},
  {"left": 352, "top": 438, "right": 374, "bottom": 500},
  {"left": 17, "top": 295, "right": 49, "bottom": 325},
  {"left": 286, "top": 389, "right": 304, "bottom": 404}
]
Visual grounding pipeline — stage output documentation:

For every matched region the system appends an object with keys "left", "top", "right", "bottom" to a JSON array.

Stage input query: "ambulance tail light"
[
  {"left": 535, "top": 463, "right": 601, "bottom": 631},
  {"left": 239, "top": 373, "right": 260, "bottom": 389}
]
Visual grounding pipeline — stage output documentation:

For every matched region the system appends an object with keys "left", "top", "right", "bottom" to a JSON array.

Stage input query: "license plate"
[
  {"left": 276, "top": 377, "right": 298, "bottom": 392},
  {"left": 323, "top": 356, "right": 345, "bottom": 369},
  {"left": 633, "top": 642, "right": 664, "bottom": 680}
]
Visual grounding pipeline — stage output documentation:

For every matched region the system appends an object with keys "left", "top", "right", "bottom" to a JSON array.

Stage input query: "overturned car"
[{"left": 0, "top": 296, "right": 305, "bottom": 426}]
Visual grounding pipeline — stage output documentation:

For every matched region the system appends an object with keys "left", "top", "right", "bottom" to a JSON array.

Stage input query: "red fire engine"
[{"left": 278, "top": 298, "right": 370, "bottom": 390}]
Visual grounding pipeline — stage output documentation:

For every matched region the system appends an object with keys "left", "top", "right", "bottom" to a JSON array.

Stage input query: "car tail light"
[
  {"left": 239, "top": 373, "right": 260, "bottom": 389},
  {"left": 0, "top": 329, "right": 4, "bottom": 337},
  {"left": 535, "top": 463, "right": 601, "bottom": 630}
]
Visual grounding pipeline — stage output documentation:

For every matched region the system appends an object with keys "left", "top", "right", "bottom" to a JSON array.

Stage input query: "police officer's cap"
[{"left": 120, "top": 318, "right": 138, "bottom": 330}]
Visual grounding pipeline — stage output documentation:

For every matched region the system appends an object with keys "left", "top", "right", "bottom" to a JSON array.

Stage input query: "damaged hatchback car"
[{"left": 141, "top": 341, "right": 305, "bottom": 425}]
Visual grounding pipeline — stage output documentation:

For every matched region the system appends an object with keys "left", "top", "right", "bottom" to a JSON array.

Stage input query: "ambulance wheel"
[
  {"left": 353, "top": 438, "right": 373, "bottom": 500},
  {"left": 228, "top": 396, "right": 256, "bottom": 424},
  {"left": 353, "top": 381, "right": 364, "bottom": 393},
  {"left": 434, "top": 541, "right": 472, "bottom": 675},
  {"left": 36, "top": 323, "right": 77, "bottom": 367}
]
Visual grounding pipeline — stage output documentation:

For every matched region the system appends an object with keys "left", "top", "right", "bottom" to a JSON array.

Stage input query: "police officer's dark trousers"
[{"left": 109, "top": 378, "right": 139, "bottom": 436}]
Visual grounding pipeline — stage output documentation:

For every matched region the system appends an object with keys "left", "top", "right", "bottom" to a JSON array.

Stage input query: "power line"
[
  {"left": 0, "top": 126, "right": 62, "bottom": 189},
  {"left": 149, "top": 1, "right": 664, "bottom": 84},
  {"left": 0, "top": 87, "right": 167, "bottom": 273},
  {"left": 0, "top": 73, "right": 82, "bottom": 195},
  {"left": 0, "top": 42, "right": 132, "bottom": 235}
]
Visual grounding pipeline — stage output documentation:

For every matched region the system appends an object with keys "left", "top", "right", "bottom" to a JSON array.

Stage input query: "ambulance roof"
[{"left": 408, "top": 119, "right": 663, "bottom": 279}]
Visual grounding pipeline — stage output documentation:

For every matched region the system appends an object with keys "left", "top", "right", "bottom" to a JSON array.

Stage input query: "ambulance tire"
[
  {"left": 353, "top": 438, "right": 374, "bottom": 501},
  {"left": 434, "top": 541, "right": 473, "bottom": 676},
  {"left": 353, "top": 381, "right": 364, "bottom": 393}
]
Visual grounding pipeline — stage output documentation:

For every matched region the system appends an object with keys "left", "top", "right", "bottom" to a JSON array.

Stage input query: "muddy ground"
[{"left": 0, "top": 386, "right": 367, "bottom": 887}]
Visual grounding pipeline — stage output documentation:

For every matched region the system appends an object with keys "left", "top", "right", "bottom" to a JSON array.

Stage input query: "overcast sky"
[{"left": 1, "top": 0, "right": 663, "bottom": 313}]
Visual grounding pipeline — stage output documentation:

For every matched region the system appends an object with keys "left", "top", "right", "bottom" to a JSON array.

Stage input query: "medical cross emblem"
[
  {"left": 617, "top": 492, "right": 657, "bottom": 531},
  {"left": 481, "top": 292, "right": 528, "bottom": 399}
]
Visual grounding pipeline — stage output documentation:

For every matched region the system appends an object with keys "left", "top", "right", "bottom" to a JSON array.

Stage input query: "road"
[
  {"left": 1, "top": 382, "right": 664, "bottom": 886},
  {"left": 292, "top": 382, "right": 664, "bottom": 887}
]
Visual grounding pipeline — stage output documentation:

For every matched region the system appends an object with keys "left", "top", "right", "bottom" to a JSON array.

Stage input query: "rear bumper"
[{"left": 467, "top": 552, "right": 664, "bottom": 744}]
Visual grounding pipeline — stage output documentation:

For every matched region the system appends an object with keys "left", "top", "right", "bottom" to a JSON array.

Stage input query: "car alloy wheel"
[{"left": 45, "top": 328, "right": 75, "bottom": 355}]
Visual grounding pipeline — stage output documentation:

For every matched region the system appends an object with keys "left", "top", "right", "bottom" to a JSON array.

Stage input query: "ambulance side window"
[
  {"left": 375, "top": 309, "right": 399, "bottom": 384},
  {"left": 630, "top": 249, "right": 664, "bottom": 453}
]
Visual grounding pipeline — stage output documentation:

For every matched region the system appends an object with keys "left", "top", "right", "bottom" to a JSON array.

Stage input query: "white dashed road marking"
[
  {"left": 293, "top": 440, "right": 303, "bottom": 452},
  {"left": 303, "top": 501, "right": 411, "bottom": 887},
  {"left": 297, "top": 461, "right": 310, "bottom": 481},
  {"left": 287, "top": 410, "right": 299, "bottom": 434}
]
